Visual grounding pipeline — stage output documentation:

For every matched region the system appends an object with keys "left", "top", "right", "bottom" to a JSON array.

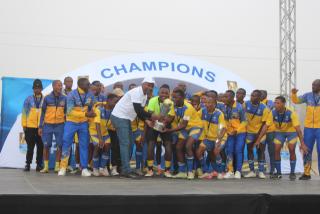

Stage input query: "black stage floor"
[{"left": 0, "top": 169, "right": 319, "bottom": 214}]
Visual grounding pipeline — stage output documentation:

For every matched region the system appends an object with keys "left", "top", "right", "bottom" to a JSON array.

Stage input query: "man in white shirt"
[{"left": 111, "top": 76, "right": 160, "bottom": 178}]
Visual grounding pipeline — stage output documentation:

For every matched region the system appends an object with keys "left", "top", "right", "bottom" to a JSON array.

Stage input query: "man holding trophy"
[{"left": 145, "top": 84, "right": 175, "bottom": 178}]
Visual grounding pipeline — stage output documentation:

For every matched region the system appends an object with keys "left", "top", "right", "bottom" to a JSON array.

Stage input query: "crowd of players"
[{"left": 21, "top": 77, "right": 320, "bottom": 180}]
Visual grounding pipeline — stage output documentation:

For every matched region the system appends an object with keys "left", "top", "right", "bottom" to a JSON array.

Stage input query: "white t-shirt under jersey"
[{"left": 112, "top": 86, "right": 147, "bottom": 121}]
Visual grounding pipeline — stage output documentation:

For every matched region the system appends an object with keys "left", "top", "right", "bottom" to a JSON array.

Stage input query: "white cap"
[{"left": 141, "top": 76, "right": 155, "bottom": 84}]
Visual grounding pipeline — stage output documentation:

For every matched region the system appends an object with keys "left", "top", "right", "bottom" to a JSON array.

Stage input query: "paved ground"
[{"left": 0, "top": 169, "right": 319, "bottom": 195}]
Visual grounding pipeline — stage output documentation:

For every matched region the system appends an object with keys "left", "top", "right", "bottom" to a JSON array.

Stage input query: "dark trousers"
[
  {"left": 109, "top": 130, "right": 121, "bottom": 170},
  {"left": 24, "top": 128, "right": 43, "bottom": 166}
]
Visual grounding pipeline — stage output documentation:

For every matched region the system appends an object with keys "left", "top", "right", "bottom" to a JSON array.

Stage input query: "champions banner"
[{"left": 0, "top": 53, "right": 304, "bottom": 173}]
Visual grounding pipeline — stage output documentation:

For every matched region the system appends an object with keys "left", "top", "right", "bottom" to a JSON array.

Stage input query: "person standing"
[
  {"left": 21, "top": 79, "right": 44, "bottom": 171},
  {"left": 111, "top": 77, "right": 160, "bottom": 178},
  {"left": 291, "top": 79, "right": 320, "bottom": 180}
]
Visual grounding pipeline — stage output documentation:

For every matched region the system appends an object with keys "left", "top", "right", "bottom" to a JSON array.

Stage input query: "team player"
[
  {"left": 267, "top": 96, "right": 308, "bottom": 180},
  {"left": 39, "top": 80, "right": 66, "bottom": 173},
  {"left": 291, "top": 79, "right": 320, "bottom": 180}
]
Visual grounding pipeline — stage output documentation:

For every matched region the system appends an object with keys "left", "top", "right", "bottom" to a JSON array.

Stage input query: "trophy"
[{"left": 153, "top": 99, "right": 172, "bottom": 132}]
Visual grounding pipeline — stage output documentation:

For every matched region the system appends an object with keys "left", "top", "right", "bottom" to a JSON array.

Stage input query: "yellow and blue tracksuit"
[
  {"left": 292, "top": 91, "right": 320, "bottom": 175},
  {"left": 199, "top": 107, "right": 227, "bottom": 173},
  {"left": 21, "top": 94, "right": 44, "bottom": 165},
  {"left": 172, "top": 101, "right": 203, "bottom": 173},
  {"left": 90, "top": 106, "right": 111, "bottom": 169},
  {"left": 224, "top": 101, "right": 247, "bottom": 173},
  {"left": 262, "top": 99, "right": 276, "bottom": 174},
  {"left": 244, "top": 101, "right": 273, "bottom": 172},
  {"left": 39, "top": 92, "right": 66, "bottom": 149},
  {"left": 60, "top": 88, "right": 94, "bottom": 170},
  {"left": 131, "top": 114, "right": 145, "bottom": 170},
  {"left": 271, "top": 107, "right": 300, "bottom": 174}
]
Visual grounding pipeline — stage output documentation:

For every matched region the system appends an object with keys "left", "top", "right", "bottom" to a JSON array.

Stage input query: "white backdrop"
[{"left": 0, "top": 53, "right": 304, "bottom": 173}]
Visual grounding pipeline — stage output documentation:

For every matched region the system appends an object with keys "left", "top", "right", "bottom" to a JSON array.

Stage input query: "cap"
[
  {"left": 141, "top": 76, "right": 155, "bottom": 84},
  {"left": 33, "top": 79, "right": 43, "bottom": 89},
  {"left": 112, "top": 88, "right": 125, "bottom": 97}
]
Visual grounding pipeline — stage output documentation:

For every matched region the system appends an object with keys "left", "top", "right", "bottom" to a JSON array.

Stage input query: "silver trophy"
[{"left": 153, "top": 99, "right": 172, "bottom": 132}]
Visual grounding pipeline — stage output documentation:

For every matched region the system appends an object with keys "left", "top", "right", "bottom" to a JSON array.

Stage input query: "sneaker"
[
  {"left": 40, "top": 168, "right": 49, "bottom": 173},
  {"left": 258, "top": 172, "right": 266, "bottom": 179},
  {"left": 173, "top": 172, "right": 187, "bottom": 179},
  {"left": 299, "top": 174, "right": 311, "bottom": 180},
  {"left": 120, "top": 172, "right": 141, "bottom": 179},
  {"left": 99, "top": 168, "right": 110, "bottom": 177},
  {"left": 24, "top": 164, "right": 30, "bottom": 172},
  {"left": 134, "top": 169, "right": 144, "bottom": 176},
  {"left": 217, "top": 173, "right": 224, "bottom": 180},
  {"left": 92, "top": 168, "right": 100, "bottom": 177},
  {"left": 270, "top": 173, "right": 282, "bottom": 179},
  {"left": 58, "top": 168, "right": 66, "bottom": 176},
  {"left": 81, "top": 168, "right": 92, "bottom": 177},
  {"left": 224, "top": 171, "right": 235, "bottom": 179},
  {"left": 164, "top": 170, "right": 173, "bottom": 178},
  {"left": 187, "top": 172, "right": 195, "bottom": 180},
  {"left": 199, "top": 172, "right": 210, "bottom": 179},
  {"left": 111, "top": 167, "right": 119, "bottom": 176},
  {"left": 157, "top": 165, "right": 162, "bottom": 175},
  {"left": 234, "top": 171, "right": 241, "bottom": 179},
  {"left": 244, "top": 171, "right": 256, "bottom": 178},
  {"left": 145, "top": 170, "right": 154, "bottom": 177},
  {"left": 200, "top": 172, "right": 213, "bottom": 179},
  {"left": 196, "top": 168, "right": 203, "bottom": 177},
  {"left": 69, "top": 167, "right": 79, "bottom": 174},
  {"left": 289, "top": 173, "right": 296, "bottom": 181}
]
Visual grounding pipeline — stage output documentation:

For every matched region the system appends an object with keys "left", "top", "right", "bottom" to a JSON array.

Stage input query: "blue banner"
[{"left": 0, "top": 77, "right": 52, "bottom": 152}]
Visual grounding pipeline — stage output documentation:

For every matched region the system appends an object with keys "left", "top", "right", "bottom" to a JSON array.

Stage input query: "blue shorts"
[
  {"left": 201, "top": 139, "right": 215, "bottom": 151},
  {"left": 178, "top": 127, "right": 203, "bottom": 141},
  {"left": 274, "top": 132, "right": 297, "bottom": 145},
  {"left": 42, "top": 123, "right": 64, "bottom": 148},
  {"left": 246, "top": 132, "right": 266, "bottom": 145}
]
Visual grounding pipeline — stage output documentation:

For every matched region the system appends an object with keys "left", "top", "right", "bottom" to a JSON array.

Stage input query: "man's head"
[
  {"left": 33, "top": 79, "right": 43, "bottom": 95},
  {"left": 77, "top": 78, "right": 90, "bottom": 93},
  {"left": 274, "top": 96, "right": 286, "bottom": 111},
  {"left": 250, "top": 90, "right": 262, "bottom": 105},
  {"left": 105, "top": 93, "right": 119, "bottom": 109},
  {"left": 52, "top": 80, "right": 62, "bottom": 95},
  {"left": 191, "top": 95, "right": 201, "bottom": 109},
  {"left": 312, "top": 79, "right": 320, "bottom": 93},
  {"left": 128, "top": 83, "right": 137, "bottom": 91},
  {"left": 236, "top": 88, "right": 246, "bottom": 103},
  {"left": 92, "top": 80, "right": 102, "bottom": 95},
  {"left": 158, "top": 84, "right": 170, "bottom": 102},
  {"left": 141, "top": 77, "right": 155, "bottom": 95},
  {"left": 225, "top": 90, "right": 235, "bottom": 105},
  {"left": 64, "top": 76, "right": 73, "bottom": 90},
  {"left": 113, "top": 82, "right": 124, "bottom": 90},
  {"left": 205, "top": 90, "right": 218, "bottom": 102},
  {"left": 89, "top": 84, "right": 98, "bottom": 96},
  {"left": 260, "top": 90, "right": 268, "bottom": 101},
  {"left": 177, "top": 82, "right": 187, "bottom": 92},
  {"left": 218, "top": 93, "right": 226, "bottom": 103},
  {"left": 172, "top": 87, "right": 185, "bottom": 106},
  {"left": 205, "top": 96, "right": 216, "bottom": 111}
]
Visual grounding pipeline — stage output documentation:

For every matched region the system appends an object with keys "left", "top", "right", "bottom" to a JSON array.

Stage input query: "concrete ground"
[{"left": 0, "top": 169, "right": 319, "bottom": 195}]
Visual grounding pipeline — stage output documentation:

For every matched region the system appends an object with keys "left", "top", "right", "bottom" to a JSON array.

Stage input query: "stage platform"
[{"left": 0, "top": 169, "right": 319, "bottom": 214}]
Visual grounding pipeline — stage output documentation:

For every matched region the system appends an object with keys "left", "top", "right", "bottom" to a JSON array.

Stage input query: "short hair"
[
  {"left": 52, "top": 80, "right": 62, "bottom": 87},
  {"left": 107, "top": 93, "right": 118, "bottom": 100},
  {"left": 77, "top": 78, "right": 89, "bottom": 86},
  {"left": 237, "top": 88, "right": 246, "bottom": 94},
  {"left": 252, "top": 89, "right": 262, "bottom": 97},
  {"left": 64, "top": 76, "right": 73, "bottom": 82},
  {"left": 225, "top": 90, "right": 235, "bottom": 97},
  {"left": 275, "top": 95, "right": 286, "bottom": 103},
  {"left": 92, "top": 80, "right": 101, "bottom": 86},
  {"left": 173, "top": 87, "right": 185, "bottom": 98},
  {"left": 205, "top": 90, "right": 218, "bottom": 97},
  {"left": 160, "top": 84, "right": 170, "bottom": 91},
  {"left": 191, "top": 95, "right": 200, "bottom": 103}
]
